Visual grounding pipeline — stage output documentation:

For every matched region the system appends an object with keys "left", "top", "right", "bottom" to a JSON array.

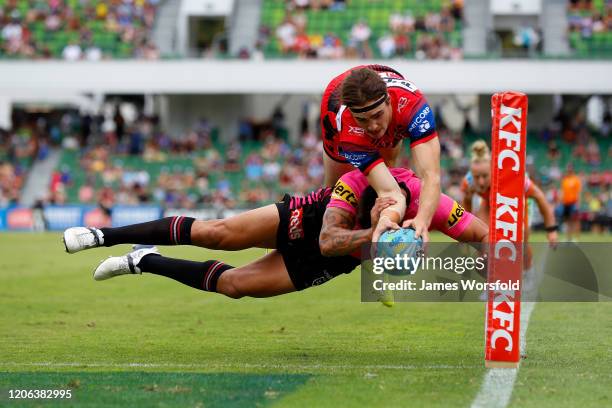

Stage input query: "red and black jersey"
[{"left": 320, "top": 64, "right": 438, "bottom": 174}]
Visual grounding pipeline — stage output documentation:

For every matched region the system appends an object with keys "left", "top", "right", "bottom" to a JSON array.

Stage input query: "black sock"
[
  {"left": 100, "top": 217, "right": 195, "bottom": 247},
  {"left": 138, "top": 254, "right": 233, "bottom": 292}
]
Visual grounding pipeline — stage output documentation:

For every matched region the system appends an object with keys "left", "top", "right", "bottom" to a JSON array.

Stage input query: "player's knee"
[
  {"left": 211, "top": 220, "right": 230, "bottom": 249},
  {"left": 217, "top": 270, "right": 245, "bottom": 299},
  {"left": 194, "top": 220, "right": 230, "bottom": 250}
]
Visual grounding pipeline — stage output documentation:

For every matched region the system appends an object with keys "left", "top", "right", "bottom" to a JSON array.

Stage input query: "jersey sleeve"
[
  {"left": 327, "top": 171, "right": 367, "bottom": 215},
  {"left": 404, "top": 98, "right": 438, "bottom": 147}
]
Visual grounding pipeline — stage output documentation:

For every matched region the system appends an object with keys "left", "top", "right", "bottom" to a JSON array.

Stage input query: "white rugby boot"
[
  {"left": 63, "top": 227, "right": 105, "bottom": 254},
  {"left": 93, "top": 245, "right": 159, "bottom": 281}
]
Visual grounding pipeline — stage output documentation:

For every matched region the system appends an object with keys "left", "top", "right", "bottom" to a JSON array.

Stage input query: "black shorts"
[
  {"left": 562, "top": 203, "right": 578, "bottom": 219},
  {"left": 275, "top": 194, "right": 361, "bottom": 291}
]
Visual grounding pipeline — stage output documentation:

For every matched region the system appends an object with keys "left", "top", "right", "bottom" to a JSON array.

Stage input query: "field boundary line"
[
  {"left": 470, "top": 301, "right": 535, "bottom": 408},
  {"left": 0, "top": 362, "right": 479, "bottom": 371}
]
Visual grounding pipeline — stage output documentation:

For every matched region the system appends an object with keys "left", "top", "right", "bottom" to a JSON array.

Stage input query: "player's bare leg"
[
  {"left": 216, "top": 251, "right": 295, "bottom": 298},
  {"left": 190, "top": 205, "right": 279, "bottom": 250},
  {"left": 64, "top": 205, "right": 280, "bottom": 253},
  {"left": 94, "top": 246, "right": 296, "bottom": 298}
]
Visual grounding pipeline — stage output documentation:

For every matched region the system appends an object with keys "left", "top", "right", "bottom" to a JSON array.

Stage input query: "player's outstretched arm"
[
  {"left": 530, "top": 183, "right": 559, "bottom": 246},
  {"left": 404, "top": 138, "right": 441, "bottom": 242},
  {"left": 319, "top": 207, "right": 372, "bottom": 256},
  {"left": 320, "top": 197, "right": 396, "bottom": 256},
  {"left": 366, "top": 162, "right": 406, "bottom": 241},
  {"left": 462, "top": 187, "right": 474, "bottom": 213}
]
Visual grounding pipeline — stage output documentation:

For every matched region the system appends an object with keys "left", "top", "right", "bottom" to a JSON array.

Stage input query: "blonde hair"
[{"left": 470, "top": 140, "right": 491, "bottom": 164}]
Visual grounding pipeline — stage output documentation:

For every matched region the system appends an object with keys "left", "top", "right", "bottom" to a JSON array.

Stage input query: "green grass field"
[{"left": 1, "top": 232, "right": 611, "bottom": 407}]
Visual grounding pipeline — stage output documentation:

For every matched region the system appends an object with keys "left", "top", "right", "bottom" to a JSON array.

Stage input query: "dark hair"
[
  {"left": 341, "top": 68, "right": 388, "bottom": 108},
  {"left": 357, "top": 181, "right": 410, "bottom": 228}
]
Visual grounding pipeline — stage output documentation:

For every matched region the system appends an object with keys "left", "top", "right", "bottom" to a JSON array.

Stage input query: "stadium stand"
[
  {"left": 0, "top": 0, "right": 159, "bottom": 59},
  {"left": 54, "top": 133, "right": 324, "bottom": 209},
  {"left": 0, "top": 97, "right": 607, "bottom": 231},
  {"left": 0, "top": 1, "right": 609, "bottom": 232},
  {"left": 0, "top": 111, "right": 57, "bottom": 205},
  {"left": 39, "top": 102, "right": 609, "bottom": 233},
  {"left": 259, "top": 0, "right": 463, "bottom": 59},
  {"left": 568, "top": 0, "right": 612, "bottom": 58}
]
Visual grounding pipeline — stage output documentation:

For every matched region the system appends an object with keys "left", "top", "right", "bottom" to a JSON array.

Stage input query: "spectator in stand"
[
  {"left": 586, "top": 136, "right": 601, "bottom": 166},
  {"left": 276, "top": 16, "right": 297, "bottom": 54},
  {"left": 317, "top": 33, "right": 344, "bottom": 58},
  {"left": 451, "top": 0, "right": 464, "bottom": 20},
  {"left": 2, "top": 12, "right": 23, "bottom": 44},
  {"left": 245, "top": 153, "right": 264, "bottom": 181},
  {"left": 62, "top": 41, "right": 82, "bottom": 61},
  {"left": 440, "top": 7, "right": 456, "bottom": 32},
  {"left": 293, "top": 0, "right": 310, "bottom": 11},
  {"left": 0, "top": 160, "right": 23, "bottom": 206},
  {"left": 394, "top": 30, "right": 411, "bottom": 56},
  {"left": 513, "top": 24, "right": 541, "bottom": 55},
  {"left": 294, "top": 27, "right": 311, "bottom": 58},
  {"left": 560, "top": 164, "right": 582, "bottom": 241},
  {"left": 84, "top": 43, "right": 103, "bottom": 61},
  {"left": 377, "top": 32, "right": 396, "bottom": 58},
  {"left": 350, "top": 20, "right": 372, "bottom": 58}
]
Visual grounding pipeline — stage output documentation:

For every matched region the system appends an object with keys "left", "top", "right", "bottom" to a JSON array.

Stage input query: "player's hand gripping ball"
[{"left": 376, "top": 227, "right": 424, "bottom": 276}]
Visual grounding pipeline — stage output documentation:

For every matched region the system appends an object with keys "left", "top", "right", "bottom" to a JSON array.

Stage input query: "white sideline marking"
[
  {"left": 1, "top": 362, "right": 476, "bottom": 371},
  {"left": 470, "top": 301, "right": 536, "bottom": 408}
]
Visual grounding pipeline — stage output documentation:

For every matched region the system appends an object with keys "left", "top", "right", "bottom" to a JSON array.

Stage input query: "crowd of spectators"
[
  {"left": 262, "top": 0, "right": 463, "bottom": 60},
  {"left": 0, "top": 0, "right": 159, "bottom": 60},
  {"left": 534, "top": 104, "right": 611, "bottom": 233},
  {"left": 0, "top": 159, "right": 25, "bottom": 206},
  {"left": 568, "top": 0, "right": 612, "bottom": 38},
  {"left": 44, "top": 106, "right": 324, "bottom": 210},
  {"left": 0, "top": 113, "right": 57, "bottom": 205},
  {"left": 2, "top": 97, "right": 609, "bottom": 233},
  {"left": 383, "top": 6, "right": 462, "bottom": 60}
]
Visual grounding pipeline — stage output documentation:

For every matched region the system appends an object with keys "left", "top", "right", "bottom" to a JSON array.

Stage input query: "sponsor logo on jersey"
[
  {"left": 397, "top": 97, "right": 408, "bottom": 113},
  {"left": 348, "top": 126, "right": 365, "bottom": 135},
  {"left": 408, "top": 104, "right": 434, "bottom": 135},
  {"left": 288, "top": 207, "right": 304, "bottom": 240},
  {"left": 419, "top": 120, "right": 431, "bottom": 133},
  {"left": 340, "top": 149, "right": 370, "bottom": 168},
  {"left": 332, "top": 180, "right": 358, "bottom": 207},
  {"left": 447, "top": 201, "right": 465, "bottom": 228}
]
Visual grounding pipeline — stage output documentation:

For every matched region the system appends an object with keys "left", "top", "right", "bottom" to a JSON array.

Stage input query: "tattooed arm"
[
  {"left": 319, "top": 207, "right": 372, "bottom": 257},
  {"left": 319, "top": 196, "right": 397, "bottom": 256}
]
